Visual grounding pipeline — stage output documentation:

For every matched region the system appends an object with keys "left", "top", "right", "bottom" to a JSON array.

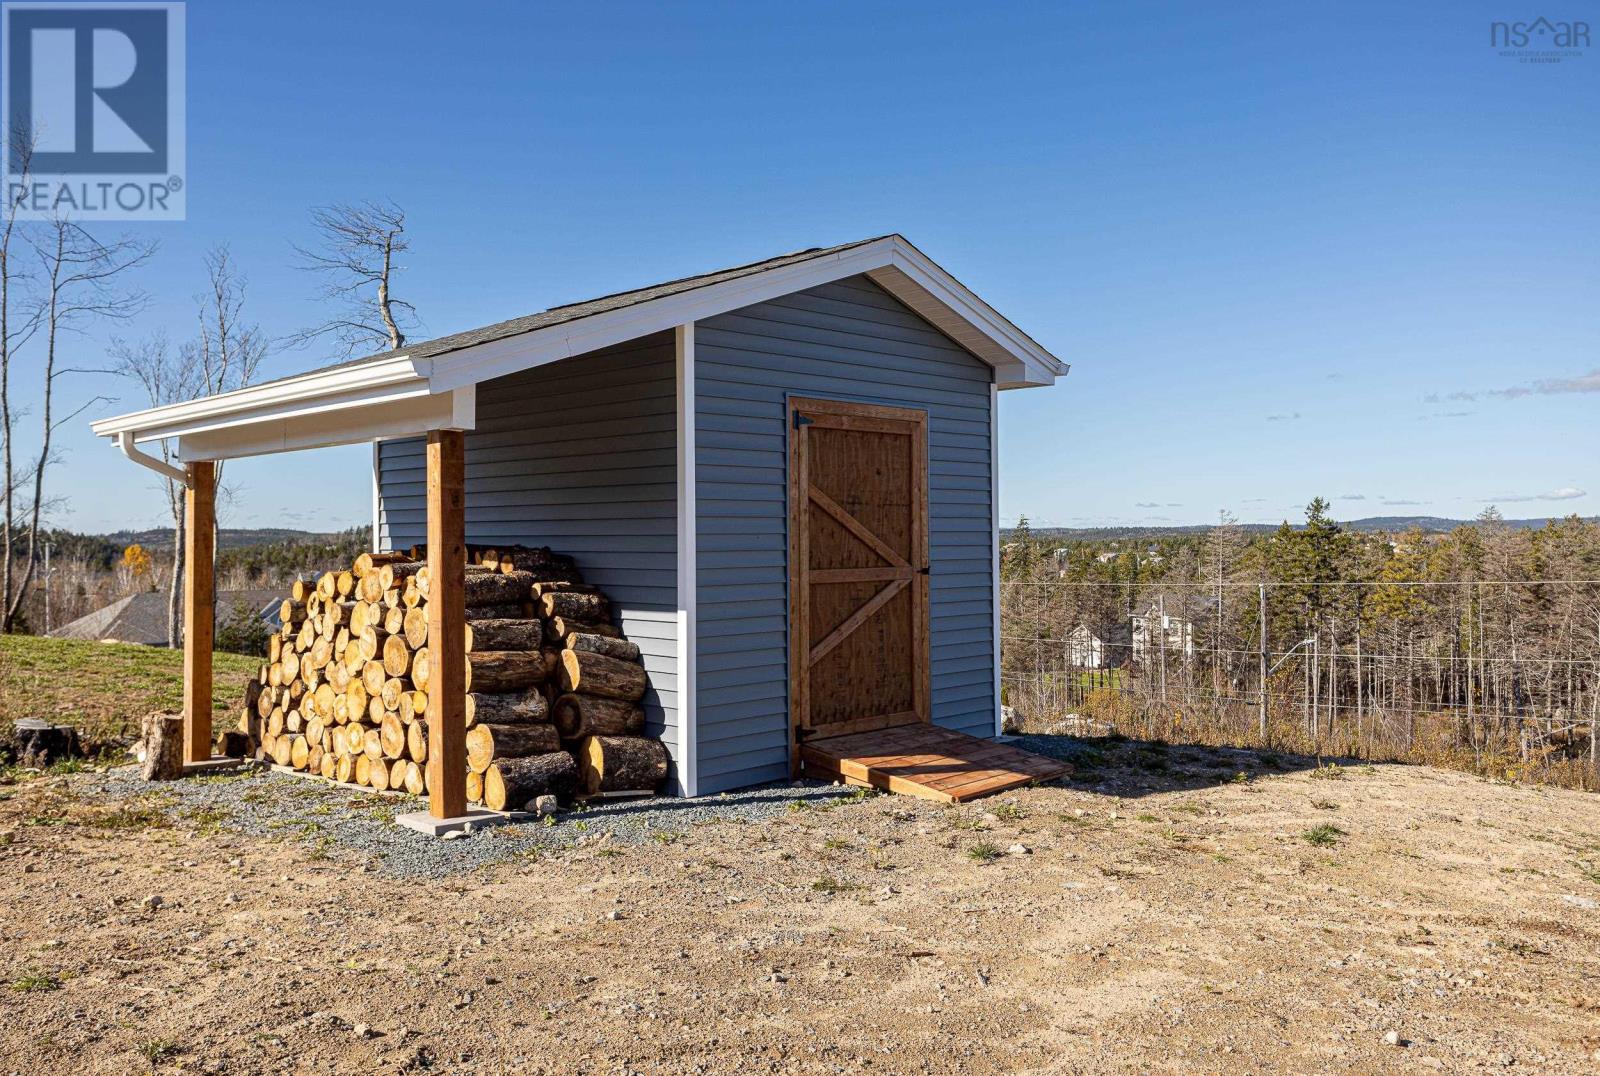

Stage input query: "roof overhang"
[{"left": 91, "top": 235, "right": 1064, "bottom": 465}]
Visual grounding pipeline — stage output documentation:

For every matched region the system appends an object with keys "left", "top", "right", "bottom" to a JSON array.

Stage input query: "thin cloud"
[
  {"left": 1265, "top": 412, "right": 1301, "bottom": 422},
  {"left": 1493, "top": 487, "right": 1586, "bottom": 503},
  {"left": 1434, "top": 368, "right": 1600, "bottom": 403},
  {"left": 1339, "top": 493, "right": 1367, "bottom": 501},
  {"left": 1381, "top": 498, "right": 1424, "bottom": 506},
  {"left": 1134, "top": 501, "right": 1162, "bottom": 509}
]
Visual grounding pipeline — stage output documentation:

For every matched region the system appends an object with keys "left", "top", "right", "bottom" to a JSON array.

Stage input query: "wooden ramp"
[{"left": 799, "top": 724, "right": 1070, "bottom": 803}]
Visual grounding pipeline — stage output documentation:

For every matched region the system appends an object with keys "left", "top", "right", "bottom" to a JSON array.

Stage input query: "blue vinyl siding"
[
  {"left": 693, "top": 275, "right": 996, "bottom": 794},
  {"left": 374, "top": 333, "right": 682, "bottom": 791}
]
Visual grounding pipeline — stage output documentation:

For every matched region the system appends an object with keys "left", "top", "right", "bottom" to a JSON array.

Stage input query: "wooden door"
[{"left": 789, "top": 397, "right": 929, "bottom": 753}]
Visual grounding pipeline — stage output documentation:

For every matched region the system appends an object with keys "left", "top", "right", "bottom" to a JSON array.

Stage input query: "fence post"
[{"left": 1258, "top": 583, "right": 1268, "bottom": 743}]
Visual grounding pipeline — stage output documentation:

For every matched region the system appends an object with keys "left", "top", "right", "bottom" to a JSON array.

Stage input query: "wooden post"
[
  {"left": 425, "top": 429, "right": 467, "bottom": 819},
  {"left": 183, "top": 461, "right": 216, "bottom": 764}
]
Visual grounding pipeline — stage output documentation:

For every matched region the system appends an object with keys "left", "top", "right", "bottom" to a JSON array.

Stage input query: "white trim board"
[
  {"left": 674, "top": 323, "right": 699, "bottom": 797},
  {"left": 990, "top": 380, "right": 1003, "bottom": 738}
]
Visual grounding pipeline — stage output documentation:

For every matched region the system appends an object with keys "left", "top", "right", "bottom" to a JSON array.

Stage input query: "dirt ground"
[{"left": 2, "top": 740, "right": 1599, "bottom": 1074}]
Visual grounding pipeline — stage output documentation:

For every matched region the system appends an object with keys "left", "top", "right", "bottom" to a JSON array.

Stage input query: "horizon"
[{"left": 8, "top": 1, "right": 1594, "bottom": 534}]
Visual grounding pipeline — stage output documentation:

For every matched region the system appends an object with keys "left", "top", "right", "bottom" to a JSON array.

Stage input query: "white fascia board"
[
  {"left": 90, "top": 356, "right": 429, "bottom": 443},
  {"left": 422, "top": 236, "right": 1065, "bottom": 393},
  {"left": 674, "top": 323, "right": 698, "bottom": 797},
  {"left": 176, "top": 387, "right": 474, "bottom": 462},
  {"left": 869, "top": 245, "right": 1067, "bottom": 389}
]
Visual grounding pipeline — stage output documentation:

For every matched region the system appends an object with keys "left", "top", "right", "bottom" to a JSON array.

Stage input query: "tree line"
[{"left": 1002, "top": 499, "right": 1600, "bottom": 789}]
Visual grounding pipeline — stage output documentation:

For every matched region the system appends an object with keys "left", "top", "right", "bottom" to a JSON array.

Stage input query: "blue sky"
[{"left": 19, "top": 0, "right": 1599, "bottom": 534}]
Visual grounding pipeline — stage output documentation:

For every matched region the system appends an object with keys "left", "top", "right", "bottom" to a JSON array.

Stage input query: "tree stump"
[
  {"left": 12, "top": 719, "right": 80, "bottom": 769},
  {"left": 140, "top": 713, "right": 184, "bottom": 781}
]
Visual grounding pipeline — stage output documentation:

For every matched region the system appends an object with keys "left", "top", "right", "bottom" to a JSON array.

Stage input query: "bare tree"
[
  {"left": 0, "top": 133, "right": 38, "bottom": 630},
  {"left": 0, "top": 208, "right": 151, "bottom": 630},
  {"left": 287, "top": 200, "right": 414, "bottom": 356},
  {"left": 1, "top": 216, "right": 152, "bottom": 632},
  {"left": 112, "top": 246, "right": 266, "bottom": 646}
]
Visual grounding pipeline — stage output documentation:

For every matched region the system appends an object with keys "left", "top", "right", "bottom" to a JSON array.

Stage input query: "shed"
[{"left": 90, "top": 235, "right": 1065, "bottom": 814}]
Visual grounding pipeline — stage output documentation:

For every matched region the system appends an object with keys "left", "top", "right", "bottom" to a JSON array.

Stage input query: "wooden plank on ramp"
[{"left": 799, "top": 725, "right": 1070, "bottom": 803}]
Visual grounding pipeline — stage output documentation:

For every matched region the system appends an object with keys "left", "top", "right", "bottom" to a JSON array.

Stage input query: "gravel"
[{"left": 79, "top": 764, "right": 857, "bottom": 878}]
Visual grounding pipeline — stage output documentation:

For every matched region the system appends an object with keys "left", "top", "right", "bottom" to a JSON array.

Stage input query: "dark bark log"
[
  {"left": 567, "top": 632, "right": 640, "bottom": 663},
  {"left": 215, "top": 729, "right": 252, "bottom": 758},
  {"left": 466, "top": 617, "right": 542, "bottom": 652},
  {"left": 467, "top": 650, "right": 546, "bottom": 692},
  {"left": 553, "top": 694, "right": 644, "bottom": 739},
  {"left": 547, "top": 617, "right": 621, "bottom": 644},
  {"left": 560, "top": 649, "right": 646, "bottom": 701},
  {"left": 466, "top": 722, "right": 561, "bottom": 772},
  {"left": 467, "top": 689, "right": 549, "bottom": 727},
  {"left": 484, "top": 751, "right": 578, "bottom": 811},
  {"left": 463, "top": 570, "right": 536, "bottom": 606},
  {"left": 578, "top": 735, "right": 668, "bottom": 796},
  {"left": 541, "top": 590, "right": 610, "bottom": 622}
]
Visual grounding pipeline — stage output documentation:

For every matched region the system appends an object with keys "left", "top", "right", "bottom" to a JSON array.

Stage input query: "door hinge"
[
  {"left": 792, "top": 411, "right": 813, "bottom": 430},
  {"left": 917, "top": 567, "right": 930, "bottom": 575}
]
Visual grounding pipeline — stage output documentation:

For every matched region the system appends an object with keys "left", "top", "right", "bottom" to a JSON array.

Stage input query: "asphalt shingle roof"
[{"left": 50, "top": 589, "right": 282, "bottom": 646}]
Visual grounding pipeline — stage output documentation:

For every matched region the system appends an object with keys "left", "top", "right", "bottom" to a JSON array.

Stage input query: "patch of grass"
[
  {"left": 95, "top": 802, "right": 173, "bottom": 829},
  {"left": 1309, "top": 764, "right": 1346, "bottom": 781},
  {"left": 1301, "top": 823, "right": 1346, "bottom": 847},
  {"left": 649, "top": 831, "right": 682, "bottom": 845},
  {"left": 990, "top": 802, "right": 1024, "bottom": 822},
  {"left": 1231, "top": 771, "right": 1251, "bottom": 784},
  {"left": 1135, "top": 812, "right": 1160, "bottom": 823},
  {"left": 0, "top": 635, "right": 258, "bottom": 744},
  {"left": 595, "top": 847, "right": 623, "bottom": 859},
  {"left": 138, "top": 1038, "right": 179, "bottom": 1065},
  {"left": 1311, "top": 799, "right": 1340, "bottom": 811},
  {"left": 817, "top": 787, "right": 879, "bottom": 811},
  {"left": 967, "top": 841, "right": 1003, "bottom": 863},
  {"left": 786, "top": 799, "right": 812, "bottom": 812},
  {"left": 182, "top": 805, "right": 232, "bottom": 834},
  {"left": 10, "top": 969, "right": 61, "bottom": 992},
  {"left": 810, "top": 875, "right": 857, "bottom": 894},
  {"left": 1069, "top": 747, "right": 1108, "bottom": 771},
  {"left": 1577, "top": 860, "right": 1600, "bottom": 885},
  {"left": 1493, "top": 937, "right": 1548, "bottom": 958},
  {"left": 822, "top": 836, "right": 852, "bottom": 851}
]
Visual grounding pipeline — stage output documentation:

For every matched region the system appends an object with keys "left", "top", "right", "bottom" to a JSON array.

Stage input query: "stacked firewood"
[{"left": 238, "top": 544, "right": 669, "bottom": 809}]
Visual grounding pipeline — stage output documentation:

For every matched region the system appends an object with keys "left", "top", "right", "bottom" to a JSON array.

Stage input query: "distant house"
[
  {"left": 1130, "top": 601, "right": 1196, "bottom": 661},
  {"left": 49, "top": 589, "right": 280, "bottom": 647},
  {"left": 1064, "top": 622, "right": 1131, "bottom": 668}
]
